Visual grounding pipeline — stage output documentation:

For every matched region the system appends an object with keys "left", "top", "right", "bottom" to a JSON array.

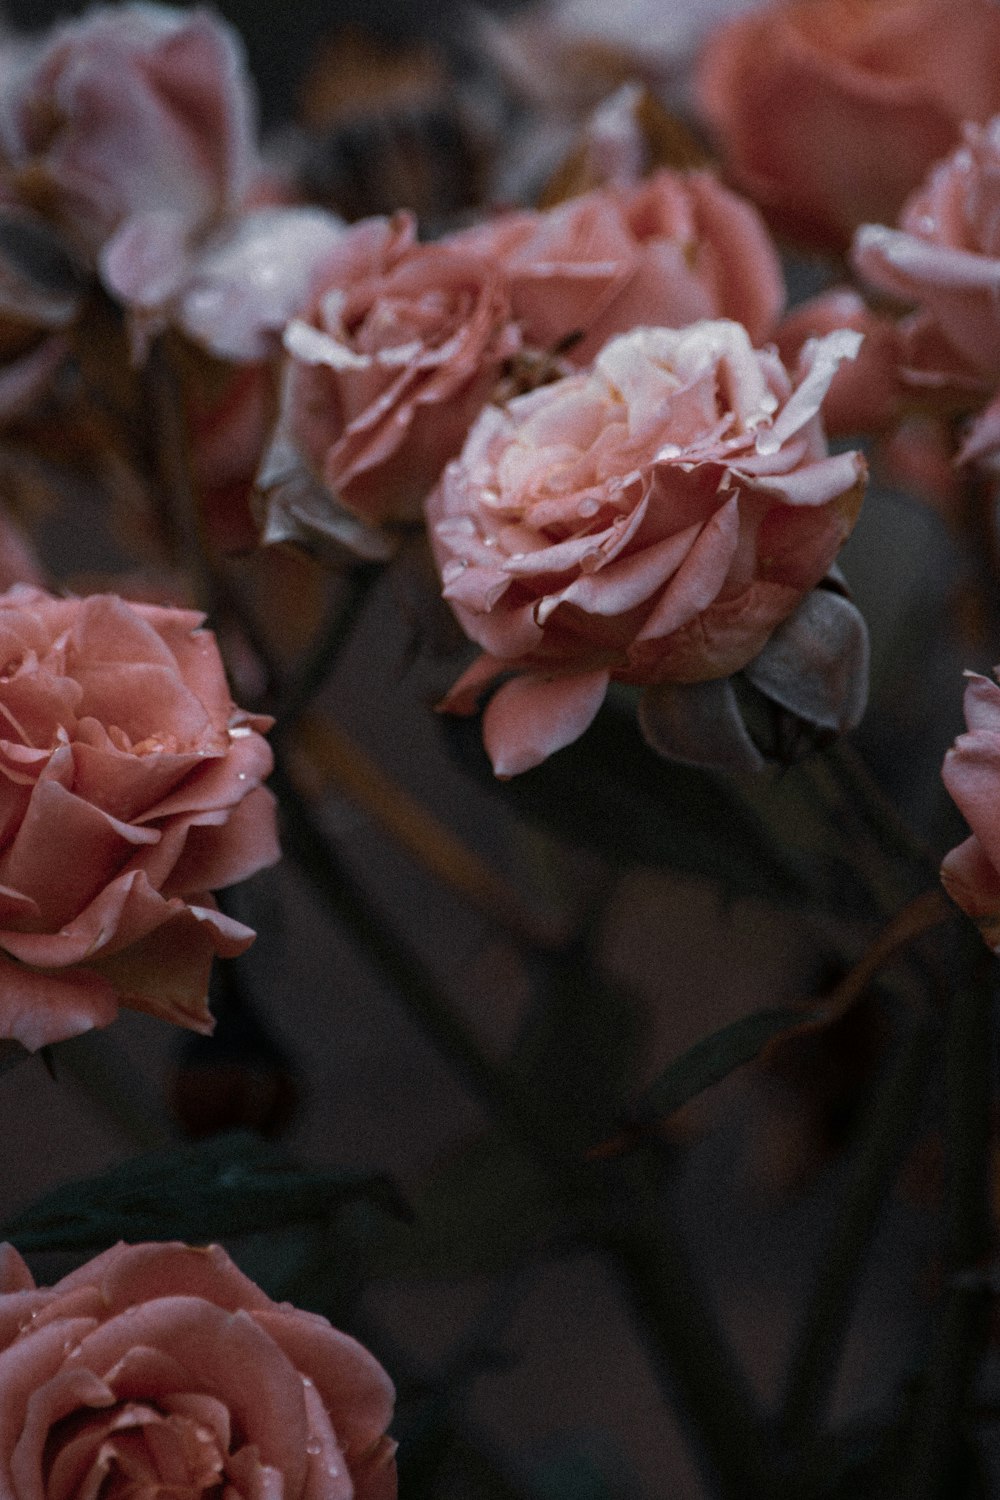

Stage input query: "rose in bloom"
[
  {"left": 853, "top": 117, "right": 1000, "bottom": 395},
  {"left": 0, "top": 587, "right": 279, "bottom": 1051},
  {"left": 0, "top": 6, "right": 345, "bottom": 365},
  {"left": 451, "top": 168, "right": 784, "bottom": 365},
  {"left": 941, "top": 671, "right": 1000, "bottom": 951},
  {"left": 0, "top": 4, "right": 254, "bottom": 268},
  {"left": 429, "top": 320, "right": 866, "bottom": 776},
  {"left": 0, "top": 1239, "right": 396, "bottom": 1500},
  {"left": 275, "top": 212, "right": 521, "bottom": 528},
  {"left": 696, "top": 0, "right": 1000, "bottom": 248}
]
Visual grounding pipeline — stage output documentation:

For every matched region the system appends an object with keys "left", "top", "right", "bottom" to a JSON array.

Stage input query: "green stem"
[
  {"left": 54, "top": 1030, "right": 173, "bottom": 1150},
  {"left": 270, "top": 566, "right": 381, "bottom": 732},
  {"left": 269, "top": 754, "right": 510, "bottom": 1118},
  {"left": 824, "top": 742, "right": 939, "bottom": 887},
  {"left": 779, "top": 1015, "right": 935, "bottom": 1459},
  {"left": 889, "top": 933, "right": 993, "bottom": 1500},
  {"left": 604, "top": 1163, "right": 777, "bottom": 1499}
]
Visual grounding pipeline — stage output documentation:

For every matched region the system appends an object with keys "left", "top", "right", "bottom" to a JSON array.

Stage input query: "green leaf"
[
  {"left": 372, "top": 1131, "right": 560, "bottom": 1279},
  {"left": 628, "top": 1003, "right": 832, "bottom": 1127},
  {"left": 4, "top": 1130, "right": 408, "bottom": 1253}
]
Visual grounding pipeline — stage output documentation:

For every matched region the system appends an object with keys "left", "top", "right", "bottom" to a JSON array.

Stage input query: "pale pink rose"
[
  {"left": 0, "top": 6, "right": 346, "bottom": 365},
  {"left": 277, "top": 213, "right": 521, "bottom": 527},
  {"left": 942, "top": 671, "right": 1000, "bottom": 951},
  {"left": 696, "top": 0, "right": 1000, "bottom": 249},
  {"left": 854, "top": 118, "right": 1000, "bottom": 394},
  {"left": 452, "top": 169, "right": 784, "bottom": 364},
  {"left": 0, "top": 4, "right": 254, "bottom": 264},
  {"left": 0, "top": 586, "right": 280, "bottom": 1051},
  {"left": 429, "top": 320, "right": 866, "bottom": 776},
  {"left": 0, "top": 1240, "right": 397, "bottom": 1500}
]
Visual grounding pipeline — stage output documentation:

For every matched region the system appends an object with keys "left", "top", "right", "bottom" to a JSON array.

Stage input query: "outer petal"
[{"left": 483, "top": 670, "right": 610, "bottom": 776}]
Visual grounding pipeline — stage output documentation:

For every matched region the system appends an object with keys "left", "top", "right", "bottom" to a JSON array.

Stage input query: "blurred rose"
[
  {"left": 188, "top": 361, "right": 275, "bottom": 554},
  {"left": 0, "top": 4, "right": 254, "bottom": 265},
  {"left": 854, "top": 118, "right": 1000, "bottom": 393},
  {"left": 0, "top": 6, "right": 345, "bottom": 364},
  {"left": 278, "top": 212, "right": 521, "bottom": 526},
  {"left": 0, "top": 587, "right": 279, "bottom": 1051},
  {"left": 775, "top": 288, "right": 906, "bottom": 437},
  {"left": 453, "top": 168, "right": 784, "bottom": 364},
  {"left": 942, "top": 671, "right": 1000, "bottom": 950},
  {"left": 696, "top": 0, "right": 1000, "bottom": 248},
  {"left": 429, "top": 319, "right": 865, "bottom": 775},
  {"left": 0, "top": 1239, "right": 396, "bottom": 1500}
]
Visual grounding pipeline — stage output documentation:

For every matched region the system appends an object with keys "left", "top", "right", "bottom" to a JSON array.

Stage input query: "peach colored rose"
[
  {"left": 696, "top": 0, "right": 1000, "bottom": 249},
  {"left": 853, "top": 118, "right": 1000, "bottom": 396},
  {"left": 942, "top": 671, "right": 1000, "bottom": 951},
  {"left": 775, "top": 288, "right": 906, "bottom": 439},
  {"left": 0, "top": 586, "right": 279, "bottom": 1051},
  {"left": 451, "top": 168, "right": 784, "bottom": 364},
  {"left": 0, "top": 1239, "right": 396, "bottom": 1500},
  {"left": 276, "top": 212, "right": 521, "bottom": 527},
  {"left": 429, "top": 320, "right": 866, "bottom": 775}
]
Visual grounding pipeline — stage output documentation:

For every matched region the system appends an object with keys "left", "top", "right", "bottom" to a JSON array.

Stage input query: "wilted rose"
[
  {"left": 942, "top": 670, "right": 1000, "bottom": 950},
  {"left": 274, "top": 212, "right": 521, "bottom": 529},
  {"left": 429, "top": 319, "right": 866, "bottom": 776},
  {"left": 0, "top": 587, "right": 279, "bottom": 1051},
  {"left": 0, "top": 1239, "right": 396, "bottom": 1500},
  {"left": 696, "top": 0, "right": 1000, "bottom": 248},
  {"left": 452, "top": 168, "right": 784, "bottom": 364}
]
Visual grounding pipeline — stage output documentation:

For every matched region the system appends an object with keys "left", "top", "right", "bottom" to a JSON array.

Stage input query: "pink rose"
[
  {"left": 775, "top": 288, "right": 906, "bottom": 438},
  {"left": 452, "top": 168, "right": 784, "bottom": 364},
  {"left": 853, "top": 118, "right": 1000, "bottom": 391},
  {"left": 942, "top": 671, "right": 1000, "bottom": 951},
  {"left": 696, "top": 0, "right": 1000, "bottom": 248},
  {"left": 0, "top": 1239, "right": 396, "bottom": 1500},
  {"left": 0, "top": 5, "right": 254, "bottom": 264},
  {"left": 429, "top": 319, "right": 866, "bottom": 776},
  {"left": 0, "top": 587, "right": 280, "bottom": 1051},
  {"left": 275, "top": 213, "right": 521, "bottom": 527}
]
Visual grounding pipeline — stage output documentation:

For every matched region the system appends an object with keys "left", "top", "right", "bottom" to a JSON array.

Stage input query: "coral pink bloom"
[
  {"left": 451, "top": 168, "right": 784, "bottom": 363},
  {"left": 0, "top": 587, "right": 280, "bottom": 1050},
  {"left": 696, "top": 0, "right": 1000, "bottom": 248},
  {"left": 429, "top": 320, "right": 866, "bottom": 776},
  {"left": 854, "top": 117, "right": 1000, "bottom": 393},
  {"left": 279, "top": 213, "right": 521, "bottom": 526},
  {"left": 0, "top": 1240, "right": 397, "bottom": 1500},
  {"left": 942, "top": 671, "right": 1000, "bottom": 951}
]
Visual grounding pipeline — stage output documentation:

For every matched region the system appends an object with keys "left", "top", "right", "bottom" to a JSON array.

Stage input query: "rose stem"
[
  {"left": 777, "top": 1005, "right": 935, "bottom": 1460},
  {"left": 143, "top": 338, "right": 216, "bottom": 617},
  {"left": 886, "top": 928, "right": 993, "bottom": 1500},
  {"left": 267, "top": 751, "right": 512, "bottom": 1117},
  {"left": 274, "top": 752, "right": 778, "bottom": 1492}
]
